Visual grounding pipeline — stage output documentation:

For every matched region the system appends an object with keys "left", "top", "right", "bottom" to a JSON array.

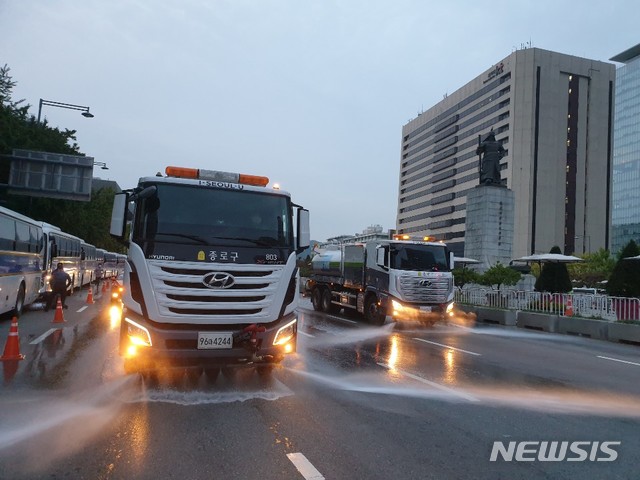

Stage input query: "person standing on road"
[
  {"left": 48, "top": 262, "right": 71, "bottom": 310},
  {"left": 94, "top": 262, "right": 104, "bottom": 291}
]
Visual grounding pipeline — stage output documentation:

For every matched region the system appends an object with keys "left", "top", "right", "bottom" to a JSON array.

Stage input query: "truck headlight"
[
  {"left": 124, "top": 318, "right": 152, "bottom": 347},
  {"left": 392, "top": 299, "right": 405, "bottom": 315},
  {"left": 273, "top": 318, "right": 297, "bottom": 346}
]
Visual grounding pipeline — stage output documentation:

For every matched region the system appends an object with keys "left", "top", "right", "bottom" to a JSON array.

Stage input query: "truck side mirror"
[
  {"left": 110, "top": 193, "right": 129, "bottom": 239},
  {"left": 376, "top": 246, "right": 387, "bottom": 269},
  {"left": 450, "top": 252, "right": 455, "bottom": 270},
  {"left": 297, "top": 208, "right": 310, "bottom": 253}
]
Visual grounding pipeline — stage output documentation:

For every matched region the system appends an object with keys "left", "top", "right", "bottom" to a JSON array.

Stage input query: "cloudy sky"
[{"left": 1, "top": 1, "right": 636, "bottom": 241}]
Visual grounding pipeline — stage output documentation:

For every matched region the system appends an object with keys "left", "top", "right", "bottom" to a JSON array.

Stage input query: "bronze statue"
[{"left": 476, "top": 130, "right": 504, "bottom": 185}]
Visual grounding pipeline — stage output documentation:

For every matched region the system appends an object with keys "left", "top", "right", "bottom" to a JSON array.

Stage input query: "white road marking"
[
  {"left": 298, "top": 330, "right": 315, "bottom": 338},
  {"left": 412, "top": 337, "right": 481, "bottom": 356},
  {"left": 29, "top": 328, "right": 59, "bottom": 345},
  {"left": 326, "top": 314, "right": 357, "bottom": 324},
  {"left": 597, "top": 355, "right": 640, "bottom": 367},
  {"left": 77, "top": 306, "right": 88, "bottom": 313},
  {"left": 377, "top": 362, "right": 479, "bottom": 402},
  {"left": 286, "top": 452, "right": 325, "bottom": 480}
]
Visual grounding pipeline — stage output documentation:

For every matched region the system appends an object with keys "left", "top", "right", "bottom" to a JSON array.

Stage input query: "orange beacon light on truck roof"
[{"left": 165, "top": 166, "right": 269, "bottom": 187}]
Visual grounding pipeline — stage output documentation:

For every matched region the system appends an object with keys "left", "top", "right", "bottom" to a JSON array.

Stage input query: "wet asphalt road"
[{"left": 0, "top": 295, "right": 639, "bottom": 479}]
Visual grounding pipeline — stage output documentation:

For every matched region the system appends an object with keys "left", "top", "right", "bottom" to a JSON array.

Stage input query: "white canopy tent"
[
  {"left": 454, "top": 256, "right": 480, "bottom": 266},
  {"left": 514, "top": 253, "right": 583, "bottom": 264}
]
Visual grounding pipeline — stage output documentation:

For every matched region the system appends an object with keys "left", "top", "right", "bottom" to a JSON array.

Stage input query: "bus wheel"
[{"left": 13, "top": 284, "right": 25, "bottom": 317}]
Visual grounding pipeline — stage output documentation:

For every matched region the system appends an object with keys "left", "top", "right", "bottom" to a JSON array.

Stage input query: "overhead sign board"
[{"left": 4, "top": 149, "right": 94, "bottom": 201}]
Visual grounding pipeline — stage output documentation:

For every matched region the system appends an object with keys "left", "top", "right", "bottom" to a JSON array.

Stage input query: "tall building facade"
[
  {"left": 611, "top": 44, "right": 640, "bottom": 254},
  {"left": 397, "top": 47, "right": 615, "bottom": 258}
]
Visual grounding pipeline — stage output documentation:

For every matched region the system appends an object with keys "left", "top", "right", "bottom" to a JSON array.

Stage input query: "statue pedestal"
[{"left": 464, "top": 185, "right": 514, "bottom": 272}]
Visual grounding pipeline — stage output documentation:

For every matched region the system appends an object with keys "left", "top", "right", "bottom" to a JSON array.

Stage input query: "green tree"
[
  {"left": 606, "top": 240, "right": 640, "bottom": 297},
  {"left": 567, "top": 248, "right": 615, "bottom": 288},
  {"left": 477, "top": 262, "right": 521, "bottom": 290},
  {"left": 0, "top": 63, "right": 122, "bottom": 253},
  {"left": 1, "top": 63, "right": 81, "bottom": 184},
  {"left": 452, "top": 267, "right": 480, "bottom": 288},
  {"left": 297, "top": 255, "right": 313, "bottom": 278},
  {"left": 534, "top": 246, "right": 573, "bottom": 293}
]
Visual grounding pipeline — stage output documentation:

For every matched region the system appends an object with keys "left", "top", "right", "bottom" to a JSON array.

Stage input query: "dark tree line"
[{"left": 0, "top": 63, "right": 123, "bottom": 252}]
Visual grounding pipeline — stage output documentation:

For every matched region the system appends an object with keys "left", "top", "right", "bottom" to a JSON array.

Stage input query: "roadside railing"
[{"left": 455, "top": 288, "right": 640, "bottom": 322}]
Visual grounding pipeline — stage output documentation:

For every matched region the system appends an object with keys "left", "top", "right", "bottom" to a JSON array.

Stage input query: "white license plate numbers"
[
  {"left": 420, "top": 306, "right": 432, "bottom": 313},
  {"left": 198, "top": 332, "right": 233, "bottom": 349}
]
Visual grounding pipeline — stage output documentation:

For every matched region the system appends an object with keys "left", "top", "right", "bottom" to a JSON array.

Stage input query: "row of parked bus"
[{"left": 0, "top": 206, "right": 126, "bottom": 317}]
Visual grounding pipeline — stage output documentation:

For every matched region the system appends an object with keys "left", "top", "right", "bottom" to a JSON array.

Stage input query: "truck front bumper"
[
  {"left": 120, "top": 310, "right": 297, "bottom": 370},
  {"left": 389, "top": 298, "right": 454, "bottom": 323}
]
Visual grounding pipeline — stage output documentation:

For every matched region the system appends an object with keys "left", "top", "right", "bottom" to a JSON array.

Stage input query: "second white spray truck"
[{"left": 307, "top": 236, "right": 455, "bottom": 325}]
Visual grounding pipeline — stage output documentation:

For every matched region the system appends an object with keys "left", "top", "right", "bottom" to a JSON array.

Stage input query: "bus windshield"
[
  {"left": 133, "top": 184, "right": 293, "bottom": 249},
  {"left": 390, "top": 244, "right": 450, "bottom": 272}
]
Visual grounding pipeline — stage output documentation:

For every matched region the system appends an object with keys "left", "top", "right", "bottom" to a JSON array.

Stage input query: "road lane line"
[
  {"left": 77, "top": 306, "right": 88, "bottom": 313},
  {"left": 286, "top": 452, "right": 325, "bottom": 480},
  {"left": 597, "top": 355, "right": 640, "bottom": 367},
  {"left": 326, "top": 314, "right": 357, "bottom": 324},
  {"left": 298, "top": 331, "right": 315, "bottom": 338},
  {"left": 412, "top": 337, "right": 481, "bottom": 356},
  {"left": 299, "top": 306, "right": 358, "bottom": 324},
  {"left": 377, "top": 362, "right": 479, "bottom": 402},
  {"left": 29, "top": 328, "right": 59, "bottom": 345}
]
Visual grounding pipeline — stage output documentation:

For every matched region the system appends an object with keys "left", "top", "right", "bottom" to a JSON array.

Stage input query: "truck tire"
[
  {"left": 365, "top": 295, "right": 385, "bottom": 325},
  {"left": 311, "top": 287, "right": 323, "bottom": 311},
  {"left": 321, "top": 289, "right": 339, "bottom": 314}
]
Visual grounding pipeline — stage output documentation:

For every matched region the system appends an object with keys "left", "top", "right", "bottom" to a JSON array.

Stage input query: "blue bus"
[{"left": 0, "top": 207, "right": 44, "bottom": 316}]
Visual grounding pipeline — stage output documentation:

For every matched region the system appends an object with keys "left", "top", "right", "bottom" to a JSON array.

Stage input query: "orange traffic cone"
[
  {"left": 1, "top": 316, "right": 25, "bottom": 361},
  {"left": 86, "top": 286, "right": 95, "bottom": 304},
  {"left": 565, "top": 297, "right": 574, "bottom": 317},
  {"left": 53, "top": 297, "right": 66, "bottom": 324}
]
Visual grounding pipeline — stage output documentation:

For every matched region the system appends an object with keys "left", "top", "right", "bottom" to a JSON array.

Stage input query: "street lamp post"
[
  {"left": 575, "top": 235, "right": 591, "bottom": 254},
  {"left": 93, "top": 161, "right": 109, "bottom": 170},
  {"left": 37, "top": 99, "right": 94, "bottom": 123}
]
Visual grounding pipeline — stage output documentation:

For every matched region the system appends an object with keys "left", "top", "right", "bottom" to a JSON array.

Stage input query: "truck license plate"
[
  {"left": 198, "top": 332, "right": 233, "bottom": 349},
  {"left": 420, "top": 306, "right": 432, "bottom": 313}
]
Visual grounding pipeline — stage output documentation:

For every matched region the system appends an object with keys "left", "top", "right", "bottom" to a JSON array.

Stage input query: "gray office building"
[
  {"left": 611, "top": 44, "right": 640, "bottom": 255},
  {"left": 397, "top": 47, "right": 615, "bottom": 258}
]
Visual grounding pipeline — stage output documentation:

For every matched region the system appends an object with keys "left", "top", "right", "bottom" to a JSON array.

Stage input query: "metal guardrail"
[{"left": 455, "top": 288, "right": 640, "bottom": 322}]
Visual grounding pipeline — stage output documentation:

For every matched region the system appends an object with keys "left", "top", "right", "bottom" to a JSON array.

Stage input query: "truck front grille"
[
  {"left": 148, "top": 260, "right": 284, "bottom": 318},
  {"left": 399, "top": 274, "right": 452, "bottom": 303}
]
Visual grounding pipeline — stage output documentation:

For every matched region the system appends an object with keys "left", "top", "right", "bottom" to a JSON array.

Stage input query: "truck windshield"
[
  {"left": 133, "top": 184, "right": 293, "bottom": 248},
  {"left": 389, "top": 244, "right": 449, "bottom": 271}
]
